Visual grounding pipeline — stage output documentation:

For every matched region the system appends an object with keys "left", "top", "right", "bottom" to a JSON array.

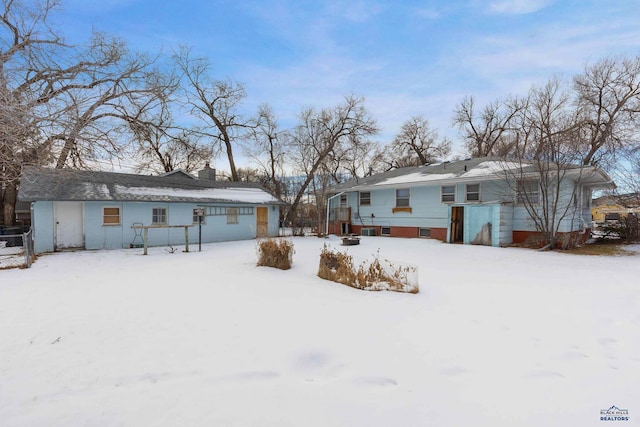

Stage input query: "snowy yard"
[{"left": 0, "top": 236, "right": 638, "bottom": 426}]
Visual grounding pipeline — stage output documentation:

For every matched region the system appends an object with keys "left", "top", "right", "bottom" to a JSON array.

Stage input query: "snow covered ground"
[{"left": 1, "top": 236, "right": 638, "bottom": 426}]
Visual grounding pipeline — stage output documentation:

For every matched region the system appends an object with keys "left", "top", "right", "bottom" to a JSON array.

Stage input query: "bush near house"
[
  {"left": 256, "top": 238, "right": 295, "bottom": 270},
  {"left": 318, "top": 244, "right": 418, "bottom": 293}
]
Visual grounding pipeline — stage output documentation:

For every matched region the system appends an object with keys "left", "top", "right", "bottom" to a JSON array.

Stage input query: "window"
[
  {"left": 381, "top": 226, "right": 391, "bottom": 236},
  {"left": 517, "top": 180, "right": 539, "bottom": 204},
  {"left": 466, "top": 184, "right": 480, "bottom": 202},
  {"left": 396, "top": 188, "right": 410, "bottom": 207},
  {"left": 103, "top": 207, "right": 121, "bottom": 225},
  {"left": 359, "top": 191, "right": 371, "bottom": 206},
  {"left": 227, "top": 207, "right": 239, "bottom": 224},
  {"left": 152, "top": 207, "right": 167, "bottom": 225},
  {"left": 193, "top": 208, "right": 205, "bottom": 224},
  {"left": 419, "top": 228, "right": 431, "bottom": 238},
  {"left": 441, "top": 185, "right": 455, "bottom": 203},
  {"left": 204, "top": 206, "right": 254, "bottom": 216},
  {"left": 339, "top": 194, "right": 348, "bottom": 207}
]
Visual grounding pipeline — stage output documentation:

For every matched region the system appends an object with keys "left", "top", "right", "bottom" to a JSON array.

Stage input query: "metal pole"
[
  {"left": 184, "top": 226, "right": 189, "bottom": 252},
  {"left": 143, "top": 228, "right": 148, "bottom": 255},
  {"left": 198, "top": 215, "right": 202, "bottom": 252}
]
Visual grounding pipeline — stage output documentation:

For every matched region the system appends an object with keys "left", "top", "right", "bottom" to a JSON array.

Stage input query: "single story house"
[
  {"left": 592, "top": 193, "right": 640, "bottom": 223},
  {"left": 327, "top": 157, "right": 614, "bottom": 247},
  {"left": 18, "top": 165, "right": 283, "bottom": 254}
]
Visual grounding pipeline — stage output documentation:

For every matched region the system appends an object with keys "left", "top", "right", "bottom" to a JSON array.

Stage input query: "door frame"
[
  {"left": 449, "top": 206, "right": 464, "bottom": 243},
  {"left": 256, "top": 206, "right": 269, "bottom": 238},
  {"left": 54, "top": 201, "right": 85, "bottom": 250}
]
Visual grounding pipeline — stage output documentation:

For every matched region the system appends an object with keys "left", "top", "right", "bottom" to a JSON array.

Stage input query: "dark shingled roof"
[{"left": 18, "top": 167, "right": 283, "bottom": 205}]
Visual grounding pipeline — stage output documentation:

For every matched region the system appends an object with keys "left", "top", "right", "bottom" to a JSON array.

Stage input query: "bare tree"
[
  {"left": 1, "top": 0, "right": 167, "bottom": 223},
  {"left": 504, "top": 78, "right": 589, "bottom": 249},
  {"left": 247, "top": 104, "right": 287, "bottom": 198},
  {"left": 453, "top": 95, "right": 522, "bottom": 157},
  {"left": 386, "top": 116, "right": 450, "bottom": 167},
  {"left": 175, "top": 47, "right": 253, "bottom": 182},
  {"left": 573, "top": 55, "right": 640, "bottom": 167},
  {"left": 285, "top": 95, "right": 378, "bottom": 231}
]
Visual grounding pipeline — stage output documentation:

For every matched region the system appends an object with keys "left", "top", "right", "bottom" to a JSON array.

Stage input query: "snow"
[
  {"left": 459, "top": 161, "right": 522, "bottom": 178},
  {"left": 1, "top": 237, "right": 638, "bottom": 426},
  {"left": 114, "top": 184, "right": 279, "bottom": 203},
  {"left": 376, "top": 172, "right": 456, "bottom": 186}
]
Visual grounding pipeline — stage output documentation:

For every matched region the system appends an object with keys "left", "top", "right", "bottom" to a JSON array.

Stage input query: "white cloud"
[{"left": 488, "top": 0, "right": 553, "bottom": 15}]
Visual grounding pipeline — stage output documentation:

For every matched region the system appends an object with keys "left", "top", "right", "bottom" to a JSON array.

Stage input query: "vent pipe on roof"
[{"left": 198, "top": 162, "right": 216, "bottom": 181}]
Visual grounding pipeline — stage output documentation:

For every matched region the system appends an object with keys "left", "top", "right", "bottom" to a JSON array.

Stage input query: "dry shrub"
[
  {"left": 318, "top": 245, "right": 418, "bottom": 293},
  {"left": 257, "top": 238, "right": 294, "bottom": 270}
]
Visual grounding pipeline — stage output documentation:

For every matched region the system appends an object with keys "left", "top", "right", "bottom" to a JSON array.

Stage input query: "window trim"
[
  {"left": 380, "top": 226, "right": 391, "bottom": 236},
  {"left": 152, "top": 207, "right": 168, "bottom": 225},
  {"left": 359, "top": 191, "right": 371, "bottom": 206},
  {"left": 226, "top": 207, "right": 239, "bottom": 224},
  {"left": 465, "top": 183, "right": 480, "bottom": 202},
  {"left": 395, "top": 188, "right": 410, "bottom": 208},
  {"left": 193, "top": 208, "right": 206, "bottom": 224},
  {"left": 102, "top": 206, "right": 121, "bottom": 226},
  {"left": 516, "top": 180, "right": 540, "bottom": 205},
  {"left": 419, "top": 227, "right": 431, "bottom": 238},
  {"left": 441, "top": 185, "right": 455, "bottom": 203}
]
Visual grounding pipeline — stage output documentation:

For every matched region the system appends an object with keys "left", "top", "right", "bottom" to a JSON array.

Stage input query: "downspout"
[{"left": 325, "top": 192, "right": 345, "bottom": 237}]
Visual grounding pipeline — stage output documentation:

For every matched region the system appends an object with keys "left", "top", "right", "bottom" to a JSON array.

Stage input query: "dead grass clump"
[
  {"left": 564, "top": 242, "right": 637, "bottom": 256},
  {"left": 257, "top": 238, "right": 294, "bottom": 270},
  {"left": 318, "top": 245, "right": 418, "bottom": 293}
]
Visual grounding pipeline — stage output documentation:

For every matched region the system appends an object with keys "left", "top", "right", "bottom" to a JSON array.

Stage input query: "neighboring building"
[
  {"left": 327, "top": 157, "right": 614, "bottom": 247},
  {"left": 18, "top": 165, "right": 283, "bottom": 254},
  {"left": 592, "top": 193, "right": 640, "bottom": 223}
]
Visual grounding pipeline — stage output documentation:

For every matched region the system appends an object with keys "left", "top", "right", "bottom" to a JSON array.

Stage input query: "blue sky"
[{"left": 56, "top": 0, "right": 640, "bottom": 168}]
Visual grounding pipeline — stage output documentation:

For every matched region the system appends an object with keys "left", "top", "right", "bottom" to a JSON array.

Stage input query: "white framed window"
[
  {"left": 227, "top": 207, "right": 239, "bottom": 224},
  {"left": 466, "top": 184, "right": 480, "bottom": 202},
  {"left": 339, "top": 194, "right": 348, "bottom": 207},
  {"left": 359, "top": 191, "right": 371, "bottom": 206},
  {"left": 517, "top": 180, "right": 539, "bottom": 204},
  {"left": 396, "top": 188, "right": 410, "bottom": 207},
  {"left": 441, "top": 185, "right": 455, "bottom": 203},
  {"left": 103, "top": 207, "right": 121, "bottom": 225},
  {"left": 381, "top": 226, "right": 391, "bottom": 236},
  {"left": 152, "top": 207, "right": 167, "bottom": 225},
  {"left": 193, "top": 208, "right": 206, "bottom": 224}
]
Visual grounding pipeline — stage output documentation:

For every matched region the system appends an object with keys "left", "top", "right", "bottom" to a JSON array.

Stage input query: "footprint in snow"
[{"left": 352, "top": 376, "right": 398, "bottom": 388}]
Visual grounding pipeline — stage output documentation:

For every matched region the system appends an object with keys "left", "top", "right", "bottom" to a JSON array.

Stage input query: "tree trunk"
[{"left": 2, "top": 182, "right": 17, "bottom": 226}]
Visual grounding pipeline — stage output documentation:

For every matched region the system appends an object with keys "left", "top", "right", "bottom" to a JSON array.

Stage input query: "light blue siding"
[
  {"left": 32, "top": 201, "right": 55, "bottom": 253},
  {"left": 33, "top": 200, "right": 280, "bottom": 253}
]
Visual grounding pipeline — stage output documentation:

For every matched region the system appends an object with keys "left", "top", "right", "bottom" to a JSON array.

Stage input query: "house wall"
[
  {"left": 32, "top": 200, "right": 280, "bottom": 253},
  {"left": 329, "top": 177, "right": 593, "bottom": 246}
]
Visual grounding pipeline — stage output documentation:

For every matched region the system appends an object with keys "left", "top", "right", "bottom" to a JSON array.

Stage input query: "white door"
[{"left": 54, "top": 202, "right": 84, "bottom": 250}]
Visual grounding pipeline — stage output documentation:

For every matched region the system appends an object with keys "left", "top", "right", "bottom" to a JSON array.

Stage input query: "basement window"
[
  {"left": 419, "top": 228, "right": 431, "bottom": 238},
  {"left": 381, "top": 227, "right": 391, "bottom": 236}
]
